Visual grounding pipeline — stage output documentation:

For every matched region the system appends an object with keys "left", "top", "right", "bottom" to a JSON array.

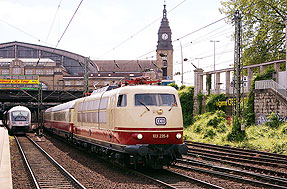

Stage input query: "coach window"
[{"left": 117, "top": 94, "right": 127, "bottom": 107}]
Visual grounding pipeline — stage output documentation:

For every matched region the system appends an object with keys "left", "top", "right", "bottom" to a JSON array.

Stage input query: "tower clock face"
[{"left": 161, "top": 33, "right": 168, "bottom": 40}]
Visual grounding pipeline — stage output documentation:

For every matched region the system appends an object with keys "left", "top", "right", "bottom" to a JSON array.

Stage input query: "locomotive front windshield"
[
  {"left": 135, "top": 94, "right": 177, "bottom": 106},
  {"left": 11, "top": 111, "right": 29, "bottom": 121}
]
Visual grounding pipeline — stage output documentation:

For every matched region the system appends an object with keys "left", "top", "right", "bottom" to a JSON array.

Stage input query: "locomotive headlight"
[
  {"left": 137, "top": 134, "right": 143, "bottom": 140},
  {"left": 176, "top": 133, "right": 182, "bottom": 139}
]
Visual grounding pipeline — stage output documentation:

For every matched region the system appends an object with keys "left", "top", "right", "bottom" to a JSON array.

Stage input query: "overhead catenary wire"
[
  {"left": 45, "top": 0, "right": 62, "bottom": 43},
  {"left": 174, "top": 49, "right": 233, "bottom": 65},
  {"left": 42, "top": 0, "right": 84, "bottom": 67},
  {"left": 55, "top": 0, "right": 83, "bottom": 49},
  {"left": 0, "top": 19, "right": 53, "bottom": 46},
  {"left": 135, "top": 15, "right": 231, "bottom": 61},
  {"left": 98, "top": 0, "right": 187, "bottom": 59},
  {"left": 175, "top": 16, "right": 228, "bottom": 42}
]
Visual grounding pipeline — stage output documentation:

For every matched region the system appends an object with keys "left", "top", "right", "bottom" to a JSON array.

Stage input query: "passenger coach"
[{"left": 45, "top": 85, "right": 187, "bottom": 169}]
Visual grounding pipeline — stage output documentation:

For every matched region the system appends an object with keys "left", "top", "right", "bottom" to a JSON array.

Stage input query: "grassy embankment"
[{"left": 184, "top": 111, "right": 287, "bottom": 155}]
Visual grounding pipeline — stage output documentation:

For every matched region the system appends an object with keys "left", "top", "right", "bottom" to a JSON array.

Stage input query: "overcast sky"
[{"left": 0, "top": 0, "right": 234, "bottom": 86}]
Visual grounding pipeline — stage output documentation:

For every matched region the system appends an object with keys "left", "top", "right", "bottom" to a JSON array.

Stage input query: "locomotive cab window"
[
  {"left": 117, "top": 94, "right": 127, "bottom": 107},
  {"left": 159, "top": 94, "right": 177, "bottom": 106},
  {"left": 135, "top": 94, "right": 177, "bottom": 106}
]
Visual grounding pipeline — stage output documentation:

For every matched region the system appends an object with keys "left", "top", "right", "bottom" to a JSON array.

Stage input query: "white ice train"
[{"left": 3, "top": 106, "right": 31, "bottom": 135}]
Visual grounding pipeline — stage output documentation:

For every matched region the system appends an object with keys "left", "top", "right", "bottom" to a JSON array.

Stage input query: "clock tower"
[{"left": 156, "top": 4, "right": 173, "bottom": 80}]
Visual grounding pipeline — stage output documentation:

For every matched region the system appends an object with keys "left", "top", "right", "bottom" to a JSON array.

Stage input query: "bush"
[
  {"left": 193, "top": 124, "right": 202, "bottom": 133},
  {"left": 217, "top": 122, "right": 228, "bottom": 133},
  {"left": 203, "top": 127, "right": 216, "bottom": 139},
  {"left": 169, "top": 83, "right": 179, "bottom": 90},
  {"left": 266, "top": 113, "right": 282, "bottom": 129},
  {"left": 272, "top": 141, "right": 287, "bottom": 154},
  {"left": 179, "top": 85, "right": 186, "bottom": 90},
  {"left": 227, "top": 117, "right": 246, "bottom": 142},
  {"left": 184, "top": 110, "right": 230, "bottom": 142},
  {"left": 206, "top": 94, "right": 226, "bottom": 113},
  {"left": 184, "top": 111, "right": 287, "bottom": 155},
  {"left": 281, "top": 124, "right": 287, "bottom": 134},
  {"left": 179, "top": 86, "right": 194, "bottom": 127},
  {"left": 207, "top": 115, "right": 225, "bottom": 128}
]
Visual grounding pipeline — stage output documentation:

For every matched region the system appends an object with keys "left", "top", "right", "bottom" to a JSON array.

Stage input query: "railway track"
[
  {"left": 184, "top": 154, "right": 287, "bottom": 178},
  {"left": 185, "top": 141, "right": 287, "bottom": 168},
  {"left": 175, "top": 158, "right": 287, "bottom": 188},
  {"left": 132, "top": 168, "right": 223, "bottom": 189},
  {"left": 43, "top": 132, "right": 222, "bottom": 188},
  {"left": 186, "top": 141, "right": 287, "bottom": 160},
  {"left": 15, "top": 135, "right": 86, "bottom": 189}
]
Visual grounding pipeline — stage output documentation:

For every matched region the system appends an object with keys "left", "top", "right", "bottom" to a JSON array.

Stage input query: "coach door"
[{"left": 108, "top": 94, "right": 116, "bottom": 130}]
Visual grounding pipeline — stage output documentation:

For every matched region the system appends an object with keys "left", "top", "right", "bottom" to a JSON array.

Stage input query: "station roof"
[{"left": 93, "top": 60, "right": 157, "bottom": 73}]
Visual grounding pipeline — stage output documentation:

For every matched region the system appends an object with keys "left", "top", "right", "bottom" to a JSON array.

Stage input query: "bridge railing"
[{"left": 255, "top": 80, "right": 287, "bottom": 100}]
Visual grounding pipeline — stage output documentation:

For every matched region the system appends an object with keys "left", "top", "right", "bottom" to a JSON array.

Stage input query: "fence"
[{"left": 255, "top": 80, "right": 287, "bottom": 100}]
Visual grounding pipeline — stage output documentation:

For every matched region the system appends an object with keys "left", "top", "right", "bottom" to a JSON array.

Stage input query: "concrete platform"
[{"left": 0, "top": 126, "right": 12, "bottom": 189}]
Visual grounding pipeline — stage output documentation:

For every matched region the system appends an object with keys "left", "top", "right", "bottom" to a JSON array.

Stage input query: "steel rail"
[
  {"left": 177, "top": 158, "right": 287, "bottom": 187},
  {"left": 185, "top": 141, "right": 287, "bottom": 159},
  {"left": 128, "top": 168, "right": 223, "bottom": 189},
  {"left": 183, "top": 154, "right": 287, "bottom": 178},
  {"left": 187, "top": 149, "right": 287, "bottom": 168},
  {"left": 15, "top": 136, "right": 40, "bottom": 189},
  {"left": 129, "top": 169, "right": 177, "bottom": 189},
  {"left": 187, "top": 146, "right": 287, "bottom": 165},
  {"left": 45, "top": 132, "right": 181, "bottom": 189},
  {"left": 16, "top": 135, "right": 86, "bottom": 189},
  {"left": 25, "top": 135, "right": 86, "bottom": 189},
  {"left": 163, "top": 169, "right": 223, "bottom": 189},
  {"left": 172, "top": 163, "right": 287, "bottom": 189}
]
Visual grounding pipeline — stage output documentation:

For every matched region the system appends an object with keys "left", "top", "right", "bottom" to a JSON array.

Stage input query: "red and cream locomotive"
[{"left": 44, "top": 83, "right": 187, "bottom": 169}]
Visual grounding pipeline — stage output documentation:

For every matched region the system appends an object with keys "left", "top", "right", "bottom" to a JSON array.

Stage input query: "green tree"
[
  {"left": 178, "top": 86, "right": 194, "bottom": 127},
  {"left": 169, "top": 83, "right": 179, "bottom": 90},
  {"left": 220, "top": 0, "right": 286, "bottom": 68}
]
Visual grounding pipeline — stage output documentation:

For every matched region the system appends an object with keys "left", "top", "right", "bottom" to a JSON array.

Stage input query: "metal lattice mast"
[
  {"left": 233, "top": 10, "right": 244, "bottom": 127},
  {"left": 37, "top": 82, "right": 43, "bottom": 135},
  {"left": 84, "top": 57, "right": 89, "bottom": 95}
]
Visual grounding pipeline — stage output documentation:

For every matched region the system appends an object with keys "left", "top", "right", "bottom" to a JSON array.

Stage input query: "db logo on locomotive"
[{"left": 155, "top": 117, "right": 166, "bottom": 125}]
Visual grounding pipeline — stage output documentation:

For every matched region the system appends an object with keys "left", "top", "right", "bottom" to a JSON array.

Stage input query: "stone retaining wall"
[{"left": 254, "top": 88, "right": 287, "bottom": 122}]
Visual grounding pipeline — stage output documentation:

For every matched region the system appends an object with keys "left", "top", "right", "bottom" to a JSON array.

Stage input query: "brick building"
[{"left": 0, "top": 4, "right": 174, "bottom": 92}]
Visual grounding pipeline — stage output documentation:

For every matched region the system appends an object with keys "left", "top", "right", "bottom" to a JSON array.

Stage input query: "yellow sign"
[
  {"left": 216, "top": 97, "right": 247, "bottom": 107},
  {"left": 0, "top": 79, "right": 39, "bottom": 84}
]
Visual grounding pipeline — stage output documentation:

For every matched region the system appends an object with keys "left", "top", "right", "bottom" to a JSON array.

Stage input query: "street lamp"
[
  {"left": 177, "top": 39, "right": 184, "bottom": 85},
  {"left": 210, "top": 40, "right": 220, "bottom": 89},
  {"left": 183, "top": 58, "right": 197, "bottom": 70}
]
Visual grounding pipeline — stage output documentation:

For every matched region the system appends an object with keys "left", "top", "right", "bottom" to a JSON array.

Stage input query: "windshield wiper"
[
  {"left": 169, "top": 101, "right": 176, "bottom": 111},
  {"left": 138, "top": 100, "right": 150, "bottom": 111}
]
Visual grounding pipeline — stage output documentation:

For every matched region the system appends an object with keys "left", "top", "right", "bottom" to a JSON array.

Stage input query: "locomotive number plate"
[
  {"left": 155, "top": 117, "right": 166, "bottom": 126},
  {"left": 153, "top": 134, "right": 169, "bottom": 139}
]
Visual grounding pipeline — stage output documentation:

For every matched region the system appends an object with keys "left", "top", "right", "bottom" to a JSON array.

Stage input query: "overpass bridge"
[{"left": 0, "top": 89, "right": 84, "bottom": 123}]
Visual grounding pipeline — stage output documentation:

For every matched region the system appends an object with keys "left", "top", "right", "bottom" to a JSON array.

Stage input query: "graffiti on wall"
[
  {"left": 216, "top": 97, "right": 247, "bottom": 107},
  {"left": 256, "top": 113, "right": 287, "bottom": 125}
]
